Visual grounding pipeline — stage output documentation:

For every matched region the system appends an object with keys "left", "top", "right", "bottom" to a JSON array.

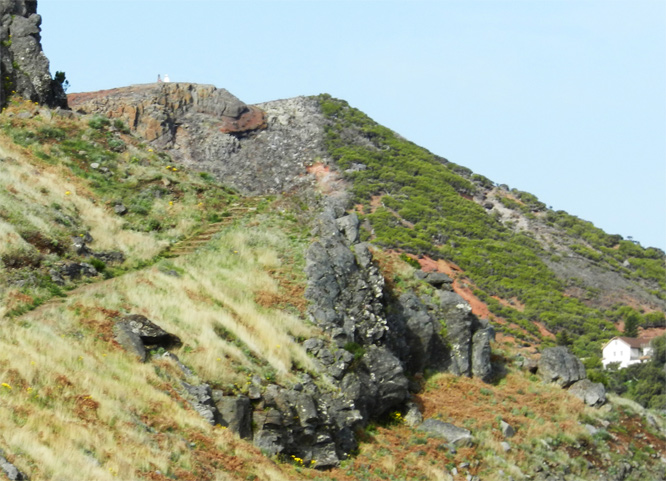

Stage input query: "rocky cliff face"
[
  {"left": 0, "top": 0, "right": 66, "bottom": 108},
  {"left": 69, "top": 85, "right": 328, "bottom": 195}
]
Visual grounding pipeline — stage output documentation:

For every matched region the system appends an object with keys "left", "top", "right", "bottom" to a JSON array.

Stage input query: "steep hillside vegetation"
[
  {"left": 0, "top": 93, "right": 665, "bottom": 481},
  {"left": 316, "top": 94, "right": 665, "bottom": 362}
]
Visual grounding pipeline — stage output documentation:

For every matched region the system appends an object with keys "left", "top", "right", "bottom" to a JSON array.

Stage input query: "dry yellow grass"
[{"left": 0, "top": 215, "right": 319, "bottom": 480}]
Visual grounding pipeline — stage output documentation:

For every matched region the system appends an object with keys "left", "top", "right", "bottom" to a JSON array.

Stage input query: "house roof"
[{"left": 603, "top": 336, "right": 652, "bottom": 350}]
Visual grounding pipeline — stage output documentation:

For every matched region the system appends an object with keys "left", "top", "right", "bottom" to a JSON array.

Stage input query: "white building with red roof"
[{"left": 602, "top": 337, "right": 653, "bottom": 369}]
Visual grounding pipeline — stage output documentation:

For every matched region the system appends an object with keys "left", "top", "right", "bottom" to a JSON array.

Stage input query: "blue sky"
[{"left": 39, "top": 1, "right": 665, "bottom": 250}]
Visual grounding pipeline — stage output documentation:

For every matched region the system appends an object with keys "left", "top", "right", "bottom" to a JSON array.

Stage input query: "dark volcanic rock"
[
  {"left": 296, "top": 205, "right": 493, "bottom": 466},
  {"left": 252, "top": 383, "right": 354, "bottom": 469},
  {"left": 113, "top": 314, "right": 182, "bottom": 361},
  {"left": 181, "top": 382, "right": 219, "bottom": 425},
  {"left": 537, "top": 346, "right": 586, "bottom": 388},
  {"left": 119, "top": 314, "right": 182, "bottom": 349},
  {"left": 212, "top": 393, "right": 253, "bottom": 440},
  {"left": 0, "top": 0, "right": 67, "bottom": 107},
  {"left": 58, "top": 262, "right": 98, "bottom": 280}
]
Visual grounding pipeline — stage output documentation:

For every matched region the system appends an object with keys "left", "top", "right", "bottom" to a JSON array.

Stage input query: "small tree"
[
  {"left": 556, "top": 330, "right": 571, "bottom": 346},
  {"left": 54, "top": 71, "right": 70, "bottom": 92},
  {"left": 623, "top": 312, "right": 640, "bottom": 338}
]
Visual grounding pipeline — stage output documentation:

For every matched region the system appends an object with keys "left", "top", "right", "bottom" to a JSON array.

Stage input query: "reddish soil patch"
[
  {"left": 534, "top": 321, "right": 556, "bottom": 339},
  {"left": 491, "top": 296, "right": 525, "bottom": 312},
  {"left": 638, "top": 326, "right": 666, "bottom": 339},
  {"left": 306, "top": 162, "right": 346, "bottom": 195},
  {"left": 454, "top": 282, "right": 492, "bottom": 319},
  {"left": 370, "top": 194, "right": 384, "bottom": 212}
]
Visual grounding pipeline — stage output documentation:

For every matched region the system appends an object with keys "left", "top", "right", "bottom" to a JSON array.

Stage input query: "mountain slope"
[
  {"left": 0, "top": 90, "right": 664, "bottom": 480},
  {"left": 315, "top": 94, "right": 665, "bottom": 359}
]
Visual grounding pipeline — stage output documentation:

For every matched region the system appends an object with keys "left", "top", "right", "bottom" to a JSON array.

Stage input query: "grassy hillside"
[
  {"left": 316, "top": 94, "right": 665, "bottom": 362},
  {"left": 0, "top": 96, "right": 664, "bottom": 480}
]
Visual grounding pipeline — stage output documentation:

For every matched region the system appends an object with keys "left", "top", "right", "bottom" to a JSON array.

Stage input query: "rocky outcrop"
[
  {"left": 537, "top": 346, "right": 587, "bottom": 388},
  {"left": 69, "top": 87, "right": 329, "bottom": 195},
  {"left": 535, "top": 346, "right": 607, "bottom": 406},
  {"left": 68, "top": 83, "right": 265, "bottom": 146},
  {"left": 212, "top": 393, "right": 253, "bottom": 440},
  {"left": 436, "top": 290, "right": 495, "bottom": 380},
  {"left": 278, "top": 204, "right": 493, "bottom": 466},
  {"left": 251, "top": 380, "right": 362, "bottom": 469},
  {"left": 0, "top": 0, "right": 66, "bottom": 107},
  {"left": 568, "top": 379, "right": 606, "bottom": 407},
  {"left": 113, "top": 314, "right": 182, "bottom": 362}
]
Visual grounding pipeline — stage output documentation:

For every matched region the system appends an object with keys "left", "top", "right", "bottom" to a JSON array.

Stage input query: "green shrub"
[{"left": 88, "top": 115, "right": 111, "bottom": 130}]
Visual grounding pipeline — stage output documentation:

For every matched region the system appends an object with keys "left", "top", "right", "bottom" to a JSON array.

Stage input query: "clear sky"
[{"left": 38, "top": 0, "right": 665, "bottom": 250}]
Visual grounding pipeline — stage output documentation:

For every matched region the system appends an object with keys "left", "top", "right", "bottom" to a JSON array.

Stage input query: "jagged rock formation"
[
  {"left": 69, "top": 87, "right": 329, "bottom": 195},
  {"left": 0, "top": 0, "right": 66, "bottom": 107},
  {"left": 251, "top": 202, "right": 494, "bottom": 466}
]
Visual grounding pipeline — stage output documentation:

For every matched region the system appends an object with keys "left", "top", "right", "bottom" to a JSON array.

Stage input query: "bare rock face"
[
  {"left": 69, "top": 86, "right": 329, "bottom": 195},
  {"left": 68, "top": 83, "right": 265, "bottom": 146},
  {"left": 0, "top": 0, "right": 66, "bottom": 107}
]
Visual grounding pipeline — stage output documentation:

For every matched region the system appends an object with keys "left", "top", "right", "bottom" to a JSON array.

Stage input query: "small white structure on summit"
[
  {"left": 163, "top": 74, "right": 171, "bottom": 83},
  {"left": 602, "top": 336, "right": 653, "bottom": 369}
]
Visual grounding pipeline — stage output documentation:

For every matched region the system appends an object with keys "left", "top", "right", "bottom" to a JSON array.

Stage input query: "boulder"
[
  {"left": 59, "top": 262, "right": 98, "bottom": 280},
  {"left": 423, "top": 272, "right": 453, "bottom": 289},
  {"left": 404, "top": 402, "right": 424, "bottom": 427},
  {"left": 394, "top": 292, "right": 439, "bottom": 373},
  {"left": 114, "top": 204, "right": 128, "bottom": 216},
  {"left": 212, "top": 393, "right": 253, "bottom": 439},
  {"left": 118, "top": 314, "right": 182, "bottom": 350},
  {"left": 417, "top": 419, "right": 474, "bottom": 447},
  {"left": 500, "top": 420, "right": 515, "bottom": 438},
  {"left": 568, "top": 379, "right": 606, "bottom": 407},
  {"left": 112, "top": 322, "right": 147, "bottom": 362},
  {"left": 537, "top": 347, "right": 586, "bottom": 388},
  {"left": 113, "top": 314, "right": 182, "bottom": 361},
  {"left": 437, "top": 291, "right": 474, "bottom": 376},
  {"left": 92, "top": 251, "right": 125, "bottom": 264}
]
